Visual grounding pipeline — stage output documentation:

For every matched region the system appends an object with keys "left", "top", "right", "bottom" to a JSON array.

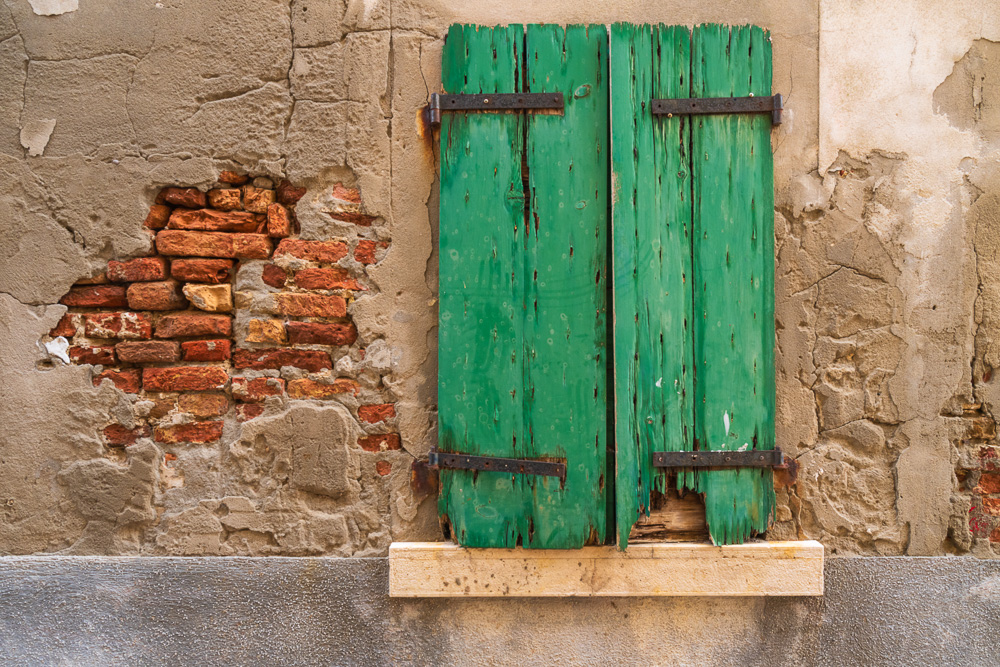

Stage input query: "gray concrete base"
[{"left": 1, "top": 556, "right": 998, "bottom": 666}]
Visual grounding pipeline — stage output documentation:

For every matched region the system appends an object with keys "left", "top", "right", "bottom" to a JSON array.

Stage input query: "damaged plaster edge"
[
  {"left": 27, "top": 0, "right": 77, "bottom": 16},
  {"left": 19, "top": 118, "right": 55, "bottom": 156}
]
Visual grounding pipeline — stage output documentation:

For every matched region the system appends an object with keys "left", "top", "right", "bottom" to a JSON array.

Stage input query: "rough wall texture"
[{"left": 0, "top": 0, "right": 998, "bottom": 557}]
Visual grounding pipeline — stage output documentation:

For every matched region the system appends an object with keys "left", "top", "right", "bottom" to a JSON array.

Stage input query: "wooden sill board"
[{"left": 388, "top": 540, "right": 824, "bottom": 597}]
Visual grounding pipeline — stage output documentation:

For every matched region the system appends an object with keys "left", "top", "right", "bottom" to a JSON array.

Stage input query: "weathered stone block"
[
  {"left": 246, "top": 318, "right": 287, "bottom": 344},
  {"left": 242, "top": 186, "right": 276, "bottom": 213},
  {"left": 207, "top": 188, "right": 243, "bottom": 211},
  {"left": 183, "top": 283, "right": 233, "bottom": 313}
]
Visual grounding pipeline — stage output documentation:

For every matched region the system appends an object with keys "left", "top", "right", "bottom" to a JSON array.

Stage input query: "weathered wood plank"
[
  {"left": 691, "top": 24, "right": 777, "bottom": 545},
  {"left": 611, "top": 24, "right": 694, "bottom": 549},
  {"left": 437, "top": 24, "right": 528, "bottom": 548},
  {"left": 438, "top": 24, "right": 609, "bottom": 548},
  {"left": 524, "top": 23, "right": 609, "bottom": 547},
  {"left": 389, "top": 540, "right": 825, "bottom": 597}
]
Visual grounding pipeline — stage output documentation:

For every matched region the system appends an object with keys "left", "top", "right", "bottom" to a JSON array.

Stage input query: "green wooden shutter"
[
  {"left": 437, "top": 24, "right": 610, "bottom": 549},
  {"left": 438, "top": 22, "right": 775, "bottom": 549},
  {"left": 611, "top": 23, "right": 776, "bottom": 547}
]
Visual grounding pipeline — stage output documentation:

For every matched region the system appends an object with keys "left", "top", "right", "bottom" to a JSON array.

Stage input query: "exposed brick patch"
[
  {"left": 127, "top": 281, "right": 188, "bottom": 311},
  {"left": 116, "top": 340, "right": 180, "bottom": 363},
  {"left": 144, "top": 204, "right": 172, "bottom": 230},
  {"left": 277, "top": 180, "right": 306, "bottom": 205},
  {"left": 107, "top": 257, "right": 169, "bottom": 283},
  {"left": 332, "top": 183, "right": 361, "bottom": 203},
  {"left": 168, "top": 208, "right": 260, "bottom": 232},
  {"left": 975, "top": 473, "right": 1000, "bottom": 494},
  {"left": 103, "top": 424, "right": 150, "bottom": 447},
  {"left": 143, "top": 367, "right": 228, "bottom": 392},
  {"left": 329, "top": 211, "right": 377, "bottom": 226},
  {"left": 358, "top": 433, "right": 401, "bottom": 452},
  {"left": 272, "top": 293, "right": 347, "bottom": 318},
  {"left": 286, "top": 321, "right": 357, "bottom": 346},
  {"left": 69, "top": 345, "right": 116, "bottom": 365},
  {"left": 154, "top": 421, "right": 224, "bottom": 444},
  {"left": 157, "top": 230, "right": 272, "bottom": 259},
  {"left": 275, "top": 239, "right": 348, "bottom": 263},
  {"left": 155, "top": 314, "right": 232, "bottom": 338},
  {"left": 158, "top": 187, "right": 206, "bottom": 208},
  {"left": 181, "top": 339, "right": 232, "bottom": 362},
  {"left": 219, "top": 171, "right": 249, "bottom": 185},
  {"left": 354, "top": 239, "right": 388, "bottom": 265},
  {"left": 242, "top": 186, "right": 276, "bottom": 214},
  {"left": 234, "top": 348, "right": 332, "bottom": 372},
  {"left": 49, "top": 313, "right": 78, "bottom": 338},
  {"left": 376, "top": 461, "right": 392, "bottom": 476},
  {"left": 60, "top": 285, "right": 128, "bottom": 308},
  {"left": 294, "top": 268, "right": 365, "bottom": 291},
  {"left": 92, "top": 369, "right": 141, "bottom": 393},
  {"left": 84, "top": 312, "right": 153, "bottom": 339},
  {"left": 359, "top": 404, "right": 396, "bottom": 423},
  {"left": 231, "top": 377, "right": 285, "bottom": 403},
  {"left": 171, "top": 259, "right": 234, "bottom": 284},
  {"left": 267, "top": 203, "right": 292, "bottom": 238},
  {"left": 287, "top": 378, "right": 359, "bottom": 399},
  {"left": 261, "top": 264, "right": 288, "bottom": 288},
  {"left": 236, "top": 403, "right": 265, "bottom": 421},
  {"left": 178, "top": 393, "right": 230, "bottom": 418}
]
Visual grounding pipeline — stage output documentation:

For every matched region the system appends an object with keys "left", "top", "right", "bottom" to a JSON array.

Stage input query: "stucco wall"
[{"left": 1, "top": 0, "right": 998, "bottom": 557}]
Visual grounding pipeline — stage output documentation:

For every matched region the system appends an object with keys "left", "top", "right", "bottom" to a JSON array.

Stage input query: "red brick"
[
  {"left": 234, "top": 349, "right": 332, "bottom": 372},
  {"left": 60, "top": 285, "right": 128, "bottom": 308},
  {"left": 156, "top": 230, "right": 273, "bottom": 259},
  {"left": 358, "top": 433, "right": 401, "bottom": 452},
  {"left": 294, "top": 268, "right": 365, "bottom": 291},
  {"left": 75, "top": 272, "right": 109, "bottom": 285},
  {"left": 287, "top": 378, "right": 359, "bottom": 399},
  {"left": 127, "top": 281, "right": 188, "bottom": 311},
  {"left": 157, "top": 187, "right": 206, "bottom": 208},
  {"left": 332, "top": 183, "right": 361, "bottom": 203},
  {"left": 354, "top": 240, "right": 388, "bottom": 265},
  {"left": 359, "top": 404, "right": 396, "bottom": 424},
  {"left": 143, "top": 204, "right": 172, "bottom": 230},
  {"left": 154, "top": 421, "right": 224, "bottom": 444},
  {"left": 103, "top": 424, "right": 150, "bottom": 447},
  {"left": 992, "top": 526, "right": 1000, "bottom": 543},
  {"left": 983, "top": 498, "right": 1000, "bottom": 515},
  {"left": 236, "top": 403, "right": 265, "bottom": 422},
  {"left": 167, "top": 208, "right": 260, "bottom": 233},
  {"left": 261, "top": 264, "right": 287, "bottom": 288},
  {"left": 207, "top": 188, "right": 242, "bottom": 211},
  {"left": 219, "top": 171, "right": 250, "bottom": 185},
  {"left": 181, "top": 339, "right": 232, "bottom": 362},
  {"left": 976, "top": 473, "right": 1000, "bottom": 494},
  {"left": 178, "top": 393, "right": 229, "bottom": 418},
  {"left": 107, "top": 256, "right": 170, "bottom": 283},
  {"left": 242, "top": 186, "right": 275, "bottom": 214},
  {"left": 277, "top": 180, "right": 306, "bottom": 205},
  {"left": 376, "top": 461, "right": 391, "bottom": 476},
  {"left": 275, "top": 239, "right": 348, "bottom": 263},
  {"left": 49, "top": 313, "right": 78, "bottom": 338},
  {"left": 329, "top": 211, "right": 377, "bottom": 226},
  {"left": 170, "top": 258, "right": 234, "bottom": 284},
  {"left": 285, "top": 321, "right": 357, "bottom": 346},
  {"left": 116, "top": 340, "right": 180, "bottom": 363},
  {"left": 142, "top": 366, "right": 228, "bottom": 392},
  {"left": 92, "top": 369, "right": 141, "bottom": 393},
  {"left": 69, "top": 345, "right": 116, "bottom": 365},
  {"left": 155, "top": 314, "right": 232, "bottom": 338},
  {"left": 266, "top": 203, "right": 292, "bottom": 238},
  {"left": 231, "top": 377, "right": 285, "bottom": 402},
  {"left": 273, "top": 293, "right": 346, "bottom": 318},
  {"left": 84, "top": 312, "right": 153, "bottom": 339}
]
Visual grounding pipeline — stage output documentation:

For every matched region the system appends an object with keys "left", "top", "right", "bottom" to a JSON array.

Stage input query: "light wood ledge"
[{"left": 389, "top": 540, "right": 824, "bottom": 597}]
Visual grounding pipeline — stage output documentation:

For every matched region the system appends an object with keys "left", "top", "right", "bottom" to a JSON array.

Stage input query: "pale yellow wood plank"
[{"left": 388, "top": 541, "right": 824, "bottom": 597}]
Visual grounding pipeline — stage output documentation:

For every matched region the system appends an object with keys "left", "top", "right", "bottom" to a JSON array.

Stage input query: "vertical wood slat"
[
  {"left": 438, "top": 24, "right": 609, "bottom": 549},
  {"left": 691, "top": 24, "right": 776, "bottom": 545},
  {"left": 610, "top": 24, "right": 695, "bottom": 549}
]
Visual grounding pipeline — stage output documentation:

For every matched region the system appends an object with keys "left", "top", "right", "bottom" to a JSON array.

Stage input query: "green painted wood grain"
[
  {"left": 610, "top": 24, "right": 694, "bottom": 549},
  {"left": 438, "top": 24, "right": 609, "bottom": 548},
  {"left": 438, "top": 24, "right": 528, "bottom": 548},
  {"left": 691, "top": 24, "right": 776, "bottom": 545}
]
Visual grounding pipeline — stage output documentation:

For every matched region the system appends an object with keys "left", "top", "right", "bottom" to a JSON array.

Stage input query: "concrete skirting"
[
  {"left": 1, "top": 555, "right": 999, "bottom": 666},
  {"left": 389, "top": 540, "right": 824, "bottom": 596}
]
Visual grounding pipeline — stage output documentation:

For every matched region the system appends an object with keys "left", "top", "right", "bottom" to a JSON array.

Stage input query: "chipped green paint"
[
  {"left": 610, "top": 24, "right": 695, "bottom": 549},
  {"left": 437, "top": 24, "right": 609, "bottom": 548},
  {"left": 691, "top": 24, "right": 777, "bottom": 545}
]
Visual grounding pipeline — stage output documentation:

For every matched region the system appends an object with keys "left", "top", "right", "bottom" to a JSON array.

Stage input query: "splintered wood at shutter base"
[
  {"left": 437, "top": 24, "right": 610, "bottom": 548},
  {"left": 629, "top": 486, "right": 708, "bottom": 542}
]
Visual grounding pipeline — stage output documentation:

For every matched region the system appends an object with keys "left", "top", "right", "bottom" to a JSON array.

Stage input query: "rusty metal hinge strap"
[
  {"left": 652, "top": 448, "right": 784, "bottom": 469},
  {"left": 651, "top": 93, "right": 783, "bottom": 125},
  {"left": 425, "top": 92, "right": 565, "bottom": 126},
  {"left": 428, "top": 450, "right": 566, "bottom": 479}
]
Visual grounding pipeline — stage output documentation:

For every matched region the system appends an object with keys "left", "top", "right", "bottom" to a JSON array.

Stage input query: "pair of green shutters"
[{"left": 437, "top": 23, "right": 775, "bottom": 549}]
